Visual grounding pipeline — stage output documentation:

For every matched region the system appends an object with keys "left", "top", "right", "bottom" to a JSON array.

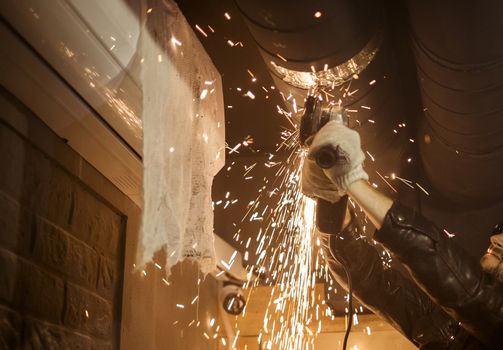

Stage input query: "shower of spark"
[{"left": 240, "top": 129, "right": 335, "bottom": 350}]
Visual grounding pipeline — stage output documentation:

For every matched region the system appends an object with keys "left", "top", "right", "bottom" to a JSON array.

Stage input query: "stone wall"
[{"left": 0, "top": 88, "right": 125, "bottom": 350}]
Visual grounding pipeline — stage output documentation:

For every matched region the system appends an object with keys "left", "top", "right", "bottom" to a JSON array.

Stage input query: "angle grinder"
[{"left": 299, "top": 95, "right": 350, "bottom": 234}]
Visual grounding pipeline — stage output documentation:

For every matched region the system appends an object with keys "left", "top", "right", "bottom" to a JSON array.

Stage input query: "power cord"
[
  {"left": 341, "top": 261, "right": 353, "bottom": 350},
  {"left": 326, "top": 235, "right": 353, "bottom": 350}
]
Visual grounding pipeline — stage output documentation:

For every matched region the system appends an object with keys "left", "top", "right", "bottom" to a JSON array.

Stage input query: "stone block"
[
  {"left": 0, "top": 126, "right": 74, "bottom": 229},
  {"left": 0, "top": 248, "right": 19, "bottom": 305},
  {"left": 0, "top": 126, "right": 29, "bottom": 202},
  {"left": 0, "top": 251, "right": 65, "bottom": 323},
  {"left": 0, "top": 306, "right": 21, "bottom": 350},
  {"left": 32, "top": 218, "right": 98, "bottom": 289},
  {"left": 64, "top": 283, "right": 113, "bottom": 338},
  {"left": 22, "top": 318, "right": 93, "bottom": 350},
  {"left": 22, "top": 318, "right": 66, "bottom": 350},
  {"left": 0, "top": 191, "right": 32, "bottom": 255},
  {"left": 91, "top": 340, "right": 113, "bottom": 350},
  {"left": 71, "top": 187, "right": 123, "bottom": 258},
  {"left": 1, "top": 82, "right": 124, "bottom": 350},
  {"left": 64, "top": 330, "right": 93, "bottom": 350},
  {"left": 18, "top": 262, "right": 64, "bottom": 324},
  {"left": 32, "top": 165, "right": 75, "bottom": 230},
  {"left": 15, "top": 144, "right": 53, "bottom": 210},
  {"left": 97, "top": 255, "right": 118, "bottom": 297}
]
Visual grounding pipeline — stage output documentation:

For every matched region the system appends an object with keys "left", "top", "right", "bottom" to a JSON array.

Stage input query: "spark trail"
[{"left": 241, "top": 131, "right": 334, "bottom": 350}]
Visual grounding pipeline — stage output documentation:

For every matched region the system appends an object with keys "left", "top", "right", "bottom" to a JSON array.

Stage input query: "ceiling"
[{"left": 176, "top": 0, "right": 503, "bottom": 274}]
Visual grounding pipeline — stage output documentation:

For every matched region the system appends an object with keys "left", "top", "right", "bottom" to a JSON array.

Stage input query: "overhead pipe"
[
  {"left": 234, "top": 0, "right": 412, "bottom": 184},
  {"left": 408, "top": 0, "right": 503, "bottom": 206},
  {"left": 234, "top": 0, "right": 383, "bottom": 108},
  {"left": 235, "top": 0, "right": 380, "bottom": 71}
]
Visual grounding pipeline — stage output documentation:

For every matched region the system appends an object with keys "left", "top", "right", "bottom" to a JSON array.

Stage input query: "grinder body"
[
  {"left": 300, "top": 96, "right": 350, "bottom": 234},
  {"left": 300, "top": 96, "right": 349, "bottom": 169}
]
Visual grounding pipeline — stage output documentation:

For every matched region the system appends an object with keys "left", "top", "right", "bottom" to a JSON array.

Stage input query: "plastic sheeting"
[{"left": 137, "top": 0, "right": 225, "bottom": 276}]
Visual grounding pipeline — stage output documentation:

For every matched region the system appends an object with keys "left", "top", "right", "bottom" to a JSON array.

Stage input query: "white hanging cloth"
[{"left": 136, "top": 0, "right": 225, "bottom": 277}]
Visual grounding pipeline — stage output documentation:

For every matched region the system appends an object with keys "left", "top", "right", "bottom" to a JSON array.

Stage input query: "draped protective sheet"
[{"left": 136, "top": 0, "right": 225, "bottom": 277}]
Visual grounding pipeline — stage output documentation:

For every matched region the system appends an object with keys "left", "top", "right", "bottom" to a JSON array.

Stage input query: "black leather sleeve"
[
  {"left": 320, "top": 214, "right": 470, "bottom": 349},
  {"left": 374, "top": 201, "right": 503, "bottom": 349}
]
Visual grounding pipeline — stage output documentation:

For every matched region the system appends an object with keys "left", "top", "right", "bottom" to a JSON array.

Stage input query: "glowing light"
[
  {"left": 270, "top": 32, "right": 383, "bottom": 89},
  {"left": 276, "top": 53, "right": 288, "bottom": 62},
  {"left": 171, "top": 36, "right": 182, "bottom": 46},
  {"left": 195, "top": 24, "right": 208, "bottom": 37},
  {"left": 232, "top": 330, "right": 240, "bottom": 348},
  {"left": 238, "top": 142, "right": 333, "bottom": 350},
  {"left": 443, "top": 229, "right": 456, "bottom": 238},
  {"left": 366, "top": 151, "right": 375, "bottom": 162},
  {"left": 416, "top": 182, "right": 430, "bottom": 196},
  {"left": 314, "top": 11, "right": 322, "bottom": 18}
]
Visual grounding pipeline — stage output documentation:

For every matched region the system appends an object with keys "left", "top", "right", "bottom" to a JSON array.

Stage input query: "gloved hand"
[
  {"left": 480, "top": 233, "right": 503, "bottom": 282},
  {"left": 301, "top": 121, "right": 368, "bottom": 201},
  {"left": 301, "top": 157, "right": 342, "bottom": 203}
]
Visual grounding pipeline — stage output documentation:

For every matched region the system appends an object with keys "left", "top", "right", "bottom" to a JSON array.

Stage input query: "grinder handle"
[
  {"left": 316, "top": 196, "right": 349, "bottom": 234},
  {"left": 315, "top": 145, "right": 346, "bottom": 169}
]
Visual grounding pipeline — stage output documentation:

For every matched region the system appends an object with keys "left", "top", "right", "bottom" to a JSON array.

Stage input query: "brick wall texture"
[{"left": 0, "top": 95, "right": 126, "bottom": 349}]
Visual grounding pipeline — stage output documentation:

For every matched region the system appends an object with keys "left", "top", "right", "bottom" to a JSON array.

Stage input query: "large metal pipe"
[
  {"left": 235, "top": 0, "right": 411, "bottom": 186},
  {"left": 235, "top": 0, "right": 380, "bottom": 72},
  {"left": 409, "top": 0, "right": 503, "bottom": 206}
]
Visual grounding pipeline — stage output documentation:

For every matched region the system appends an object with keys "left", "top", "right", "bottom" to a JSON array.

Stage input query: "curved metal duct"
[
  {"left": 235, "top": 0, "right": 411, "bottom": 185},
  {"left": 234, "top": 0, "right": 382, "bottom": 104},
  {"left": 235, "top": 0, "right": 380, "bottom": 72},
  {"left": 409, "top": 0, "right": 503, "bottom": 206}
]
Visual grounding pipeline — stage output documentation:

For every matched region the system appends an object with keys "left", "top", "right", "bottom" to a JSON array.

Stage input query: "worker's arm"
[
  {"left": 373, "top": 201, "right": 503, "bottom": 348},
  {"left": 303, "top": 122, "right": 392, "bottom": 231},
  {"left": 318, "top": 208, "right": 476, "bottom": 349},
  {"left": 302, "top": 121, "right": 503, "bottom": 348},
  {"left": 346, "top": 179, "right": 392, "bottom": 230}
]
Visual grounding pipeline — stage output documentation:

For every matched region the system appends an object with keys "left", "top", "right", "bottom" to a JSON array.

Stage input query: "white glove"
[
  {"left": 301, "top": 157, "right": 342, "bottom": 203},
  {"left": 302, "top": 121, "right": 368, "bottom": 200},
  {"left": 480, "top": 233, "right": 503, "bottom": 282}
]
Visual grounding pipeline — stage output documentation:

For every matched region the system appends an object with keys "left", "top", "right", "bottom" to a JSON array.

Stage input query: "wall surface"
[
  {"left": 0, "top": 0, "right": 224, "bottom": 346},
  {"left": 0, "top": 88, "right": 126, "bottom": 349},
  {"left": 122, "top": 258, "right": 220, "bottom": 350},
  {"left": 0, "top": 86, "right": 221, "bottom": 350}
]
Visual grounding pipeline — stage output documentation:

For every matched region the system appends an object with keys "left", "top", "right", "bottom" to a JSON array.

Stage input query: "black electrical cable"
[
  {"left": 341, "top": 259, "right": 353, "bottom": 350},
  {"left": 326, "top": 237, "right": 353, "bottom": 350},
  {"left": 326, "top": 245, "right": 354, "bottom": 350}
]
